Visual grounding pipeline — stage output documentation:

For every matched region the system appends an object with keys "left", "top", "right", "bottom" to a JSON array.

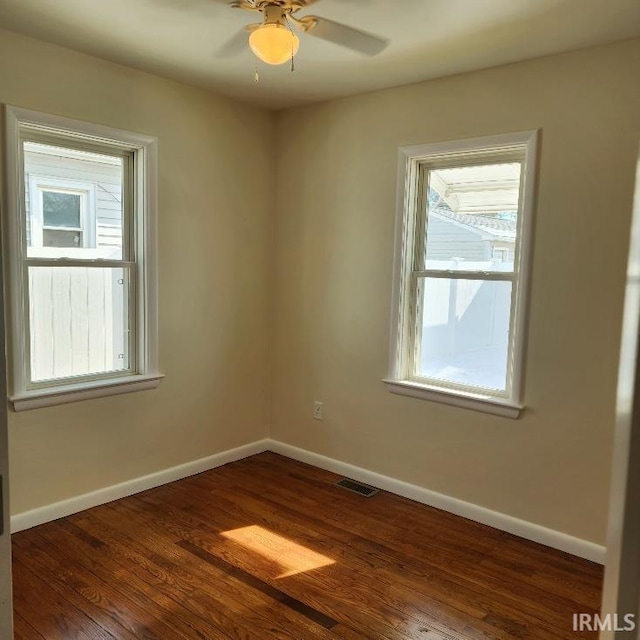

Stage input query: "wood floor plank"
[
  {"left": 126, "top": 490, "right": 489, "bottom": 639},
  {"left": 177, "top": 539, "right": 339, "bottom": 629},
  {"left": 13, "top": 613, "right": 47, "bottom": 640},
  {"left": 13, "top": 533, "right": 144, "bottom": 640},
  {"left": 178, "top": 459, "right": 586, "bottom": 637},
  {"left": 70, "top": 506, "right": 344, "bottom": 640},
  {"left": 13, "top": 453, "right": 603, "bottom": 639},
  {"left": 125, "top": 461, "right": 598, "bottom": 639},
  {"left": 139, "top": 476, "right": 512, "bottom": 637},
  {"left": 50, "top": 519, "right": 232, "bottom": 640},
  {"left": 12, "top": 559, "right": 115, "bottom": 640},
  {"left": 17, "top": 526, "right": 214, "bottom": 640},
  {"left": 130, "top": 475, "right": 578, "bottom": 639},
  {"left": 87, "top": 502, "right": 398, "bottom": 640}
]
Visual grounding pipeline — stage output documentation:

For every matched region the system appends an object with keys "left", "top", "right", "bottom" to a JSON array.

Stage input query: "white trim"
[
  {"left": 512, "top": 131, "right": 538, "bottom": 405},
  {"left": 387, "top": 130, "right": 539, "bottom": 413},
  {"left": 4, "top": 106, "right": 28, "bottom": 399},
  {"left": 138, "top": 135, "right": 159, "bottom": 375},
  {"left": 2, "top": 105, "right": 161, "bottom": 406},
  {"left": 7, "top": 106, "right": 156, "bottom": 150},
  {"left": 10, "top": 373, "right": 165, "bottom": 412},
  {"left": 266, "top": 439, "right": 605, "bottom": 564},
  {"left": 10, "top": 439, "right": 271, "bottom": 532},
  {"left": 383, "top": 378, "right": 522, "bottom": 418},
  {"left": 398, "top": 130, "right": 538, "bottom": 159},
  {"left": 8, "top": 436, "right": 604, "bottom": 563}
]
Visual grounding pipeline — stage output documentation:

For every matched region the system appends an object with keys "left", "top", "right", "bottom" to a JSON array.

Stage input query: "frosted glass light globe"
[{"left": 249, "top": 24, "right": 300, "bottom": 66}]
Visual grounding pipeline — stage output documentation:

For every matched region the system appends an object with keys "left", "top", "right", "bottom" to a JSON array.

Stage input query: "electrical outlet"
[{"left": 313, "top": 401, "right": 324, "bottom": 420}]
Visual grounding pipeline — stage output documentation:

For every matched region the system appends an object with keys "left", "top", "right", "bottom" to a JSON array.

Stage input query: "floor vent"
[{"left": 336, "top": 478, "right": 379, "bottom": 497}]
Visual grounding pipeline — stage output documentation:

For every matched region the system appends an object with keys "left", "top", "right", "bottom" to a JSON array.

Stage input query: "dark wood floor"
[{"left": 12, "top": 452, "right": 603, "bottom": 639}]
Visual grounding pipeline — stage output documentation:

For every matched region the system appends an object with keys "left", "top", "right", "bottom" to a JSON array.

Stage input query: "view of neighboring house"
[
  {"left": 24, "top": 142, "right": 124, "bottom": 258},
  {"left": 427, "top": 208, "right": 516, "bottom": 266},
  {"left": 419, "top": 165, "right": 519, "bottom": 392},
  {"left": 23, "top": 143, "right": 127, "bottom": 382}
]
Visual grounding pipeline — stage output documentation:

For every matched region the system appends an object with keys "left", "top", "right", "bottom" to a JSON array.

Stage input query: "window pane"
[
  {"left": 425, "top": 163, "right": 521, "bottom": 273},
  {"left": 28, "top": 266, "right": 131, "bottom": 382},
  {"left": 43, "top": 229, "right": 82, "bottom": 248},
  {"left": 42, "top": 191, "right": 81, "bottom": 228},
  {"left": 416, "top": 277, "right": 512, "bottom": 392},
  {"left": 24, "top": 141, "right": 125, "bottom": 260}
]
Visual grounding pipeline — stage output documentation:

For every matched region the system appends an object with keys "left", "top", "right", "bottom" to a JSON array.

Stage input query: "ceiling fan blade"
[
  {"left": 229, "top": 0, "right": 261, "bottom": 9},
  {"left": 300, "top": 16, "right": 388, "bottom": 56},
  {"left": 216, "top": 28, "right": 250, "bottom": 57},
  {"left": 290, "top": 0, "right": 369, "bottom": 9}
]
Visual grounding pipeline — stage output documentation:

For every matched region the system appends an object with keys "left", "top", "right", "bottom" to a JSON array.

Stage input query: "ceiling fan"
[{"left": 219, "top": 0, "right": 388, "bottom": 66}]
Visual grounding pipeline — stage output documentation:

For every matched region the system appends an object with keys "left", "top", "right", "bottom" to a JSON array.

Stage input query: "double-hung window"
[
  {"left": 385, "top": 131, "right": 538, "bottom": 418},
  {"left": 4, "top": 107, "right": 161, "bottom": 411}
]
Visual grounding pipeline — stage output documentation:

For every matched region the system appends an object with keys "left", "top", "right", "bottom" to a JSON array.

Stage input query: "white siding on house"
[
  {"left": 24, "top": 144, "right": 123, "bottom": 254},
  {"left": 426, "top": 210, "right": 517, "bottom": 267},
  {"left": 426, "top": 215, "right": 490, "bottom": 261}
]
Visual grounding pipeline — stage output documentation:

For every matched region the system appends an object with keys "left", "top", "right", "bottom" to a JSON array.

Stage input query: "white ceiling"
[{"left": 0, "top": 0, "right": 638, "bottom": 109}]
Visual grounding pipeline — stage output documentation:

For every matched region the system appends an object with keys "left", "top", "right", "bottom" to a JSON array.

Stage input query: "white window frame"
[
  {"left": 4, "top": 106, "right": 163, "bottom": 411},
  {"left": 29, "top": 175, "right": 96, "bottom": 250},
  {"left": 384, "top": 131, "right": 538, "bottom": 419}
]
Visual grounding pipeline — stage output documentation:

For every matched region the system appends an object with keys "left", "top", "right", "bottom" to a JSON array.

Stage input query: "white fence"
[
  {"left": 422, "top": 278, "right": 511, "bottom": 355},
  {"left": 29, "top": 264, "right": 127, "bottom": 382},
  {"left": 420, "top": 260, "right": 512, "bottom": 387}
]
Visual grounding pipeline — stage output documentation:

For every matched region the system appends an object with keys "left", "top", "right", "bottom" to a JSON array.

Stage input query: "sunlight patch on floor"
[{"left": 220, "top": 525, "right": 335, "bottom": 578}]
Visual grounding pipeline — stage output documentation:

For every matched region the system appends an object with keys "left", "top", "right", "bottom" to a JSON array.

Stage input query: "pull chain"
[
  {"left": 254, "top": 58, "right": 259, "bottom": 83},
  {"left": 285, "top": 15, "right": 295, "bottom": 73}
]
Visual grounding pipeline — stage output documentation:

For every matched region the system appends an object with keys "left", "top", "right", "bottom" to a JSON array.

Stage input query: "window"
[
  {"left": 492, "top": 248, "right": 509, "bottom": 263},
  {"left": 385, "top": 131, "right": 538, "bottom": 418},
  {"left": 4, "top": 107, "right": 162, "bottom": 411},
  {"left": 29, "top": 173, "right": 96, "bottom": 250}
]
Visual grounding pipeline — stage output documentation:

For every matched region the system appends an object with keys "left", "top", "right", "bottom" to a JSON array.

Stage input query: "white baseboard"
[
  {"left": 265, "top": 439, "right": 606, "bottom": 564},
  {"left": 10, "top": 439, "right": 270, "bottom": 533},
  {"left": 10, "top": 436, "right": 606, "bottom": 564}
]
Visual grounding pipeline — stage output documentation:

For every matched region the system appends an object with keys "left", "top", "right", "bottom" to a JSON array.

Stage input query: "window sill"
[
  {"left": 382, "top": 379, "right": 523, "bottom": 419},
  {"left": 10, "top": 373, "right": 165, "bottom": 412}
]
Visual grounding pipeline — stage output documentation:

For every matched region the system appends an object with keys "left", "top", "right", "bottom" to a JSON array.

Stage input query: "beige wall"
[
  {"left": 3, "top": 26, "right": 639, "bottom": 547},
  {"left": 0, "top": 29, "right": 275, "bottom": 514},
  {"left": 273, "top": 39, "right": 640, "bottom": 545}
]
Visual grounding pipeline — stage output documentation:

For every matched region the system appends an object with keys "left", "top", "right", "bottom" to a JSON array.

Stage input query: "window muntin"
[
  {"left": 387, "top": 132, "right": 537, "bottom": 413},
  {"left": 4, "top": 106, "right": 160, "bottom": 409}
]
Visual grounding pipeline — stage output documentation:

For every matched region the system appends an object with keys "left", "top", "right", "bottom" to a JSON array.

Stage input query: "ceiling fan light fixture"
[{"left": 249, "top": 23, "right": 300, "bottom": 66}]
